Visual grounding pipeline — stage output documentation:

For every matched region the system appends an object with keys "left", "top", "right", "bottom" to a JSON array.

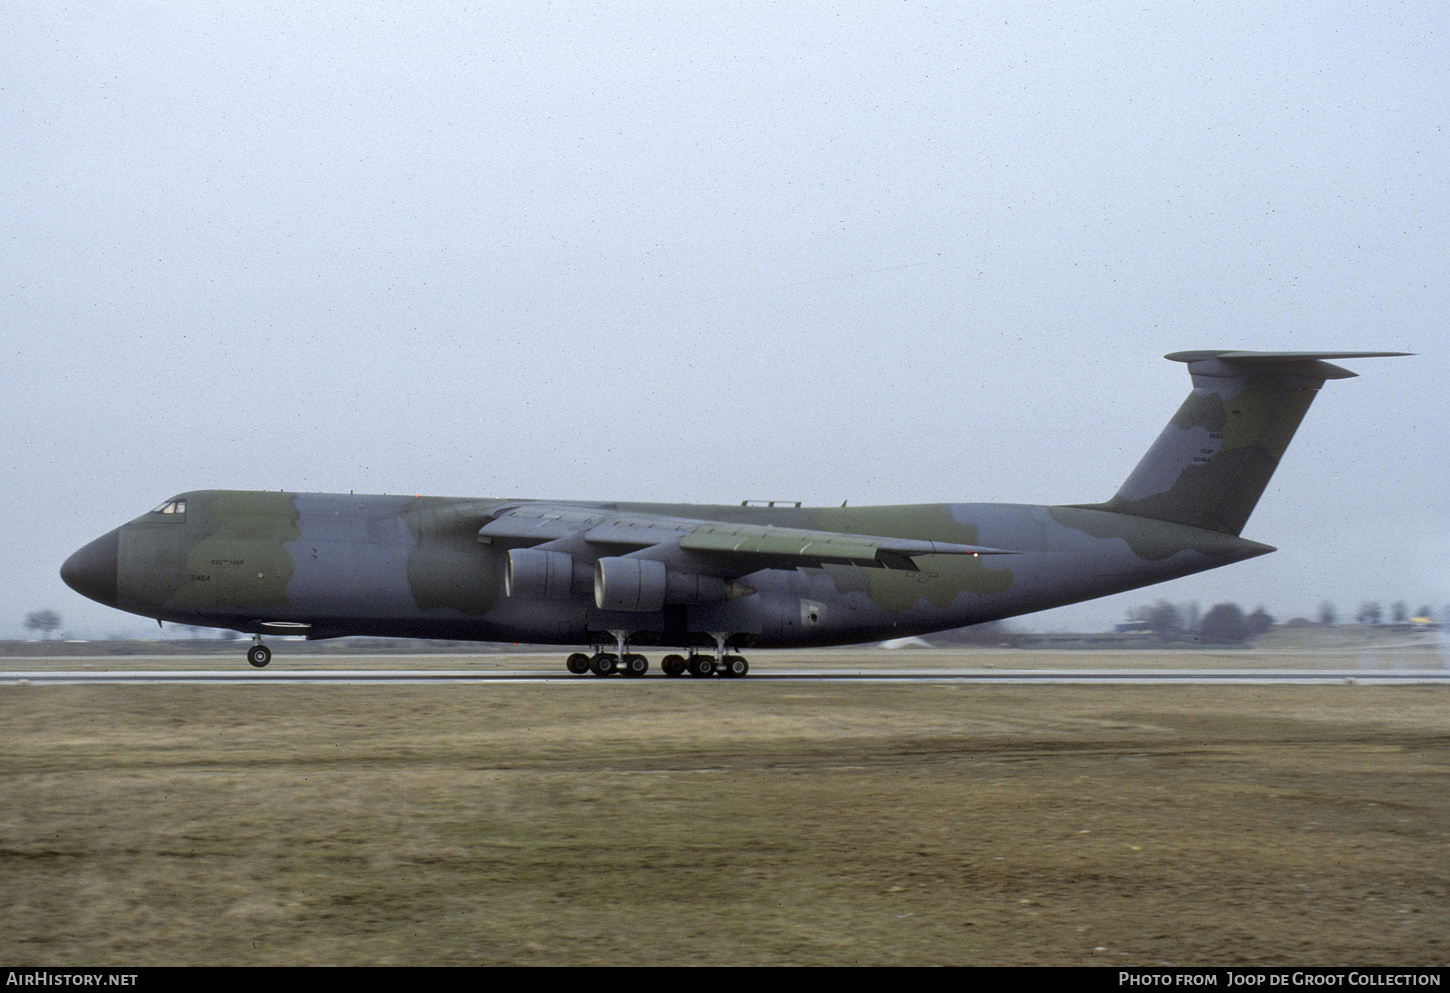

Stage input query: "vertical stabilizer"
[{"left": 1080, "top": 350, "right": 1407, "bottom": 536}]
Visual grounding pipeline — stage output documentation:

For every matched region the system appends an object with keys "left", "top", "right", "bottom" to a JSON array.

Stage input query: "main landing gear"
[
  {"left": 661, "top": 652, "right": 749, "bottom": 678},
  {"left": 564, "top": 631, "right": 750, "bottom": 678},
  {"left": 565, "top": 651, "right": 651, "bottom": 678}
]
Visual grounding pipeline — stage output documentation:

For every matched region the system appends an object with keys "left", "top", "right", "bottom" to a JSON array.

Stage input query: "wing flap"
[{"left": 680, "top": 525, "right": 1015, "bottom": 567}]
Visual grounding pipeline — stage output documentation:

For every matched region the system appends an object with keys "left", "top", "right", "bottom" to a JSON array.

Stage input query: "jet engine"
[
  {"left": 505, "top": 548, "right": 574, "bottom": 601},
  {"left": 592, "top": 556, "right": 744, "bottom": 612},
  {"left": 507, "top": 550, "right": 749, "bottom": 610},
  {"left": 594, "top": 557, "right": 667, "bottom": 612}
]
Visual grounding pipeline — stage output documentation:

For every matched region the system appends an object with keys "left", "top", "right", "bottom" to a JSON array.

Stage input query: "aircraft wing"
[{"left": 478, "top": 503, "right": 1017, "bottom": 574}]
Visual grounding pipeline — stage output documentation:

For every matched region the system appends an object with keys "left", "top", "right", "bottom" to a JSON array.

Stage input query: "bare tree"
[
  {"left": 1247, "top": 606, "right": 1275, "bottom": 635},
  {"left": 1200, "top": 603, "right": 1250, "bottom": 643},
  {"left": 24, "top": 610, "right": 62, "bottom": 640},
  {"left": 1131, "top": 599, "right": 1183, "bottom": 639},
  {"left": 1183, "top": 601, "right": 1201, "bottom": 634}
]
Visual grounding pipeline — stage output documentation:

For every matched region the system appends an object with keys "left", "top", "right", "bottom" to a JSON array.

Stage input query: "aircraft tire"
[
  {"left": 566, "top": 652, "right": 592, "bottom": 675},
  {"left": 721, "top": 655, "right": 749, "bottom": 678},
  {"left": 590, "top": 653, "right": 618, "bottom": 677},
  {"left": 622, "top": 653, "right": 649, "bottom": 678},
  {"left": 688, "top": 656, "right": 714, "bottom": 678},
  {"left": 661, "top": 654, "right": 686, "bottom": 677},
  {"left": 247, "top": 645, "right": 271, "bottom": 668}
]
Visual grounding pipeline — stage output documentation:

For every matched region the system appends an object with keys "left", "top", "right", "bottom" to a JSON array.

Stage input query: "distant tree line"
[
  {"left": 1127, "top": 599, "right": 1448, "bottom": 645},
  {"left": 1127, "top": 601, "right": 1275, "bottom": 644},
  {"left": 1318, "top": 600, "right": 1445, "bottom": 627},
  {"left": 14, "top": 608, "right": 251, "bottom": 642}
]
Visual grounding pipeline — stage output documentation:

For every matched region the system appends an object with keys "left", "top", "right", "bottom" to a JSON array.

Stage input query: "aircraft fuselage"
[{"left": 63, "top": 489, "right": 1271, "bottom": 649}]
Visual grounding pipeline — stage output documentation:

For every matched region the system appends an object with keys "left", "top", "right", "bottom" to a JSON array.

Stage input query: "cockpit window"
[{"left": 149, "top": 499, "right": 187, "bottom": 516}]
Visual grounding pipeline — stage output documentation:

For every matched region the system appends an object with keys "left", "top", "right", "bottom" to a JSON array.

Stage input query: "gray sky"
[{"left": 6, "top": 1, "right": 1445, "bottom": 639}]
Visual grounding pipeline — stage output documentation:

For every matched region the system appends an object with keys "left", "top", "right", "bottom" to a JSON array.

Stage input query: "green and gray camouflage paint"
[{"left": 61, "top": 351, "right": 1404, "bottom": 666}]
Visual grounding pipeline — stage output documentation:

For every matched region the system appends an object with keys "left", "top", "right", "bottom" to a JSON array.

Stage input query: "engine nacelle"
[
  {"left": 594, "top": 557, "right": 667, "bottom": 612},
  {"left": 506, "top": 548, "right": 574, "bottom": 600},
  {"left": 593, "top": 557, "right": 744, "bottom": 612},
  {"left": 663, "top": 570, "right": 730, "bottom": 604}
]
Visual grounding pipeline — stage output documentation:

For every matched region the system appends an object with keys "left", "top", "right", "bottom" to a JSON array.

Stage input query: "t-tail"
[{"left": 1079, "top": 350, "right": 1409, "bottom": 536}]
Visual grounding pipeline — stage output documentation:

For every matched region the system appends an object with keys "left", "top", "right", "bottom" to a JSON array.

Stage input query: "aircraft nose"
[{"left": 61, "top": 527, "right": 120, "bottom": 606}]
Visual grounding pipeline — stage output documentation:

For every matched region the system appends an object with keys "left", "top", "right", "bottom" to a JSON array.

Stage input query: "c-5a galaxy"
[{"left": 62, "top": 350, "right": 1404, "bottom": 677}]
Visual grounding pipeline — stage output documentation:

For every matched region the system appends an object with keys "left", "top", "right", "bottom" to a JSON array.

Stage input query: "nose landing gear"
[{"left": 246, "top": 636, "right": 271, "bottom": 668}]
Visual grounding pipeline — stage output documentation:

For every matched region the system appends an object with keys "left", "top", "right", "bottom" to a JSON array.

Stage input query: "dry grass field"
[{"left": 2, "top": 635, "right": 1447, "bottom": 966}]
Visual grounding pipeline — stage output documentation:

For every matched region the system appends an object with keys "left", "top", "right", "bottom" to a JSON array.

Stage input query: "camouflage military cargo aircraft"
[{"left": 61, "top": 350, "right": 1404, "bottom": 677}]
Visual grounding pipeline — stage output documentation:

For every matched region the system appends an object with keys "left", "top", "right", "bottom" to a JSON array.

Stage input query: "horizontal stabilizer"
[{"left": 1165, "top": 350, "right": 1411, "bottom": 382}]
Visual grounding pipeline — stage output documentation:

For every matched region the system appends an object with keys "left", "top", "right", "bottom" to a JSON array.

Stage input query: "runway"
[{"left": 6, "top": 667, "right": 1449, "bottom": 685}]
